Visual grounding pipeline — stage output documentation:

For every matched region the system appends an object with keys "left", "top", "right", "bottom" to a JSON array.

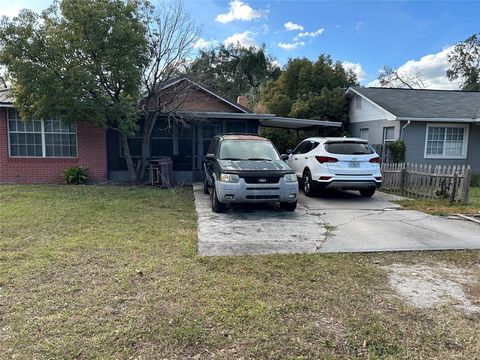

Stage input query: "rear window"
[{"left": 324, "top": 142, "right": 374, "bottom": 155}]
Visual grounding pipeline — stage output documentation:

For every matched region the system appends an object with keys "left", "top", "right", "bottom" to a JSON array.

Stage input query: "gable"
[
  {"left": 349, "top": 94, "right": 391, "bottom": 123},
  {"left": 159, "top": 78, "right": 249, "bottom": 114}
]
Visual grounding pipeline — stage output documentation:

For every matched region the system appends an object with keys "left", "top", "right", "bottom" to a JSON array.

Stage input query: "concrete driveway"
[{"left": 194, "top": 184, "right": 480, "bottom": 256}]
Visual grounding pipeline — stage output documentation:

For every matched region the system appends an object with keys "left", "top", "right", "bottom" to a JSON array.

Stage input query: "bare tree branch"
[{"left": 377, "top": 65, "right": 426, "bottom": 89}]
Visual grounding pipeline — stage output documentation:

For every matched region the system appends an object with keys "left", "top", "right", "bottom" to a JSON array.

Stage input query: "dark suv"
[{"left": 203, "top": 134, "right": 298, "bottom": 213}]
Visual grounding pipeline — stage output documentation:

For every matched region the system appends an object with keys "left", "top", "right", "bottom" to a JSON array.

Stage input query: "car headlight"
[
  {"left": 220, "top": 173, "right": 240, "bottom": 183},
  {"left": 284, "top": 173, "right": 297, "bottom": 182}
]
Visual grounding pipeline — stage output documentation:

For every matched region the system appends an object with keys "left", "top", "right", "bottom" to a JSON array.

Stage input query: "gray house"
[{"left": 346, "top": 87, "right": 480, "bottom": 172}]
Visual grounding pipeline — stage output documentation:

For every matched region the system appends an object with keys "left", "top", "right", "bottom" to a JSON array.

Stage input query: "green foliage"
[
  {"left": 187, "top": 44, "right": 280, "bottom": 106},
  {"left": 260, "top": 55, "right": 358, "bottom": 123},
  {"left": 261, "top": 128, "right": 317, "bottom": 154},
  {"left": 63, "top": 166, "right": 88, "bottom": 185},
  {"left": 447, "top": 33, "right": 480, "bottom": 91},
  {"left": 470, "top": 174, "right": 480, "bottom": 187},
  {"left": 386, "top": 140, "right": 406, "bottom": 163},
  {"left": 0, "top": 0, "right": 148, "bottom": 132}
]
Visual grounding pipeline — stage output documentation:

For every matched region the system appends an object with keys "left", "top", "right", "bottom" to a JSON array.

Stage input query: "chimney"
[{"left": 237, "top": 95, "right": 248, "bottom": 108}]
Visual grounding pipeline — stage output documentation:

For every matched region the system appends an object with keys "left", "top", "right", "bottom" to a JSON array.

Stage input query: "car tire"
[
  {"left": 303, "top": 170, "right": 315, "bottom": 197},
  {"left": 203, "top": 176, "right": 209, "bottom": 194},
  {"left": 359, "top": 188, "right": 376, "bottom": 197},
  {"left": 212, "top": 184, "right": 227, "bottom": 213},
  {"left": 280, "top": 201, "right": 297, "bottom": 211}
]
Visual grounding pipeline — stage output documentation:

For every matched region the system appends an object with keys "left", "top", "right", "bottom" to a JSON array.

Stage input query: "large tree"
[
  {"left": 188, "top": 44, "right": 280, "bottom": 107},
  {"left": 260, "top": 55, "right": 358, "bottom": 123},
  {"left": 0, "top": 0, "right": 200, "bottom": 183},
  {"left": 447, "top": 33, "right": 480, "bottom": 91}
]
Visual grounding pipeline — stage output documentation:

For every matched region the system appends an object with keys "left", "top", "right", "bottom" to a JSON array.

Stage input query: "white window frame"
[
  {"left": 424, "top": 123, "right": 469, "bottom": 159},
  {"left": 7, "top": 110, "right": 77, "bottom": 158},
  {"left": 383, "top": 126, "right": 395, "bottom": 144},
  {"left": 359, "top": 128, "right": 369, "bottom": 140},
  {"left": 354, "top": 95, "right": 362, "bottom": 111}
]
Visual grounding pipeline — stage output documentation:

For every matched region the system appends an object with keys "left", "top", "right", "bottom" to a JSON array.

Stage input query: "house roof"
[
  {"left": 347, "top": 87, "right": 480, "bottom": 121},
  {"left": 0, "top": 88, "right": 13, "bottom": 105},
  {"left": 160, "top": 76, "right": 252, "bottom": 113}
]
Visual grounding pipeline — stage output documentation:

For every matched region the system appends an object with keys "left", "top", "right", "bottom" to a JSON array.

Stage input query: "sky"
[{"left": 1, "top": 0, "right": 479, "bottom": 89}]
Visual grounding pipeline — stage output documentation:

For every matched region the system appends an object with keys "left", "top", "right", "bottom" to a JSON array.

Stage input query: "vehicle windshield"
[
  {"left": 219, "top": 140, "right": 280, "bottom": 161},
  {"left": 324, "top": 142, "right": 374, "bottom": 155}
]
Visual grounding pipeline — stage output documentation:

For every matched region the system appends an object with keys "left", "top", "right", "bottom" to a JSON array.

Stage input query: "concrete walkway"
[{"left": 194, "top": 184, "right": 480, "bottom": 256}]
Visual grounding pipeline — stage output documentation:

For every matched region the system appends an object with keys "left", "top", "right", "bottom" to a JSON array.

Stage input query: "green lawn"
[
  {"left": 395, "top": 187, "right": 480, "bottom": 216},
  {"left": 1, "top": 185, "right": 479, "bottom": 359}
]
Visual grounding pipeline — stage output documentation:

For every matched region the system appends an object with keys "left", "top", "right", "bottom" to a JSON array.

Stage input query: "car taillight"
[
  {"left": 369, "top": 157, "right": 381, "bottom": 163},
  {"left": 315, "top": 156, "right": 338, "bottom": 164}
]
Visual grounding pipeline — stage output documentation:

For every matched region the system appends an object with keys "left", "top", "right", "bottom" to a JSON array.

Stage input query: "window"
[
  {"left": 425, "top": 124, "right": 469, "bottom": 159},
  {"left": 383, "top": 127, "right": 395, "bottom": 143},
  {"left": 8, "top": 109, "right": 77, "bottom": 158},
  {"left": 324, "top": 141, "right": 374, "bottom": 155},
  {"left": 359, "top": 128, "right": 369, "bottom": 140},
  {"left": 219, "top": 140, "right": 280, "bottom": 161},
  {"left": 355, "top": 95, "right": 362, "bottom": 111}
]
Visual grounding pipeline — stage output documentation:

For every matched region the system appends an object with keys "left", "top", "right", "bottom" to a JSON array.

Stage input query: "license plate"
[{"left": 349, "top": 161, "right": 360, "bottom": 168}]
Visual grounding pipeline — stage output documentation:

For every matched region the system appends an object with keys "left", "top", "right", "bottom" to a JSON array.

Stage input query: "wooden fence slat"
[{"left": 380, "top": 161, "right": 471, "bottom": 203}]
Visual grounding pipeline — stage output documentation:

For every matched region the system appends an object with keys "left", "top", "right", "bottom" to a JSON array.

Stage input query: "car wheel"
[
  {"left": 359, "top": 188, "right": 376, "bottom": 197},
  {"left": 303, "top": 170, "right": 315, "bottom": 197},
  {"left": 203, "top": 176, "right": 209, "bottom": 194},
  {"left": 212, "top": 184, "right": 227, "bottom": 213},
  {"left": 280, "top": 201, "right": 297, "bottom": 211}
]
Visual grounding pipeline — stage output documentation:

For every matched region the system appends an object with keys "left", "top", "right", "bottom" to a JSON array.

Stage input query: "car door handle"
[
  {"left": 294, "top": 157, "right": 298, "bottom": 160},
  {"left": 304, "top": 157, "right": 308, "bottom": 159}
]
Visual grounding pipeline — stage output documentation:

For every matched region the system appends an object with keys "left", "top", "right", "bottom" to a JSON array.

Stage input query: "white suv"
[{"left": 285, "top": 137, "right": 382, "bottom": 197}]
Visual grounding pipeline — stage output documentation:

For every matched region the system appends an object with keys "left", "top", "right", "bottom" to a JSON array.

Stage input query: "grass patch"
[
  {"left": 1, "top": 185, "right": 479, "bottom": 359},
  {"left": 395, "top": 187, "right": 480, "bottom": 216}
]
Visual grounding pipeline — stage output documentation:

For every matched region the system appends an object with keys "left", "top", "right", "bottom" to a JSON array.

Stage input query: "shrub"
[
  {"left": 63, "top": 166, "right": 88, "bottom": 185},
  {"left": 387, "top": 140, "right": 406, "bottom": 163},
  {"left": 471, "top": 174, "right": 480, "bottom": 187}
]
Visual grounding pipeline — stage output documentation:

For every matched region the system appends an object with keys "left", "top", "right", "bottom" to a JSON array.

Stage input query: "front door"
[{"left": 194, "top": 122, "right": 222, "bottom": 177}]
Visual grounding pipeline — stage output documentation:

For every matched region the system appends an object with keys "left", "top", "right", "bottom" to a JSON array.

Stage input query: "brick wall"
[{"left": 0, "top": 107, "right": 107, "bottom": 184}]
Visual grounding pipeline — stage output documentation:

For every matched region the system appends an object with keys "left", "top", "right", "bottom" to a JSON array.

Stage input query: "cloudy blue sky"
[{"left": 2, "top": 0, "right": 479, "bottom": 88}]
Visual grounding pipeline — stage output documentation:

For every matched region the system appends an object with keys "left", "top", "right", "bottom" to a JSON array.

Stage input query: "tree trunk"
[
  {"left": 137, "top": 113, "right": 158, "bottom": 184},
  {"left": 120, "top": 132, "right": 138, "bottom": 184}
]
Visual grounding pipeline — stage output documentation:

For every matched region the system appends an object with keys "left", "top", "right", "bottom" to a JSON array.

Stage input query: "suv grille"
[{"left": 243, "top": 176, "right": 280, "bottom": 184}]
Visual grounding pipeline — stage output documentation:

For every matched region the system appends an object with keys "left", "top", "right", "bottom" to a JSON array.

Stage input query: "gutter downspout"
[{"left": 400, "top": 120, "right": 411, "bottom": 140}]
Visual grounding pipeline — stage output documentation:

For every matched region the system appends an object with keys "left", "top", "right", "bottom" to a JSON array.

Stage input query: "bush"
[
  {"left": 386, "top": 140, "right": 406, "bottom": 163},
  {"left": 471, "top": 174, "right": 480, "bottom": 187},
  {"left": 63, "top": 166, "right": 88, "bottom": 185}
]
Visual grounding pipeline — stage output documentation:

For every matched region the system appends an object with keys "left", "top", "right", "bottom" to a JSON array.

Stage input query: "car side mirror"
[
  {"left": 281, "top": 154, "right": 289, "bottom": 161},
  {"left": 286, "top": 149, "right": 293, "bottom": 155},
  {"left": 205, "top": 153, "right": 215, "bottom": 161}
]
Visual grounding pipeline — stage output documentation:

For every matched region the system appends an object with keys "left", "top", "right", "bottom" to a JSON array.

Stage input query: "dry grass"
[
  {"left": 1, "top": 185, "right": 479, "bottom": 359},
  {"left": 395, "top": 187, "right": 480, "bottom": 216}
]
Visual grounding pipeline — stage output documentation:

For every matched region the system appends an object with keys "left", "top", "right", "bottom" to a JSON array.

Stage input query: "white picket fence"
[{"left": 381, "top": 163, "right": 472, "bottom": 203}]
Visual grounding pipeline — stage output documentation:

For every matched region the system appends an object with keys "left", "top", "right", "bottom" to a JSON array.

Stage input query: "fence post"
[
  {"left": 399, "top": 166, "right": 406, "bottom": 196},
  {"left": 461, "top": 166, "right": 472, "bottom": 204},
  {"left": 449, "top": 170, "right": 458, "bottom": 204}
]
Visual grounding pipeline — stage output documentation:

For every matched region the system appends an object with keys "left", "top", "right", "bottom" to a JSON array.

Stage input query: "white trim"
[
  {"left": 397, "top": 116, "right": 480, "bottom": 122},
  {"left": 346, "top": 88, "right": 398, "bottom": 120},
  {"left": 423, "top": 123, "right": 469, "bottom": 160},
  {"left": 160, "top": 78, "right": 249, "bottom": 114}
]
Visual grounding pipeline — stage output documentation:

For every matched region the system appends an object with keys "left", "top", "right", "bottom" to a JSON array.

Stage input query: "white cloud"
[
  {"left": 355, "top": 21, "right": 363, "bottom": 30},
  {"left": 193, "top": 38, "right": 217, "bottom": 49},
  {"left": 342, "top": 61, "right": 367, "bottom": 81},
  {"left": 271, "top": 60, "right": 281, "bottom": 68},
  {"left": 367, "top": 46, "right": 462, "bottom": 90},
  {"left": 297, "top": 28, "right": 325, "bottom": 38},
  {"left": 215, "top": 0, "right": 265, "bottom": 23},
  {"left": 278, "top": 41, "right": 305, "bottom": 50},
  {"left": 224, "top": 31, "right": 256, "bottom": 48},
  {"left": 284, "top": 21, "right": 303, "bottom": 31}
]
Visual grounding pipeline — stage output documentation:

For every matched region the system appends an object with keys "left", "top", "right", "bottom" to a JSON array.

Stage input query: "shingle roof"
[
  {"left": 350, "top": 87, "right": 480, "bottom": 120},
  {"left": 0, "top": 88, "right": 13, "bottom": 104}
]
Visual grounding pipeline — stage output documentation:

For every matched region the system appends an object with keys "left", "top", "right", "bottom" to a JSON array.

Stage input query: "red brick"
[{"left": 0, "top": 108, "right": 107, "bottom": 184}]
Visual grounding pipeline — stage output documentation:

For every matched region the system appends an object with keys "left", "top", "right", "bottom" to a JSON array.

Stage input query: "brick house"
[{"left": 0, "top": 78, "right": 341, "bottom": 184}]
